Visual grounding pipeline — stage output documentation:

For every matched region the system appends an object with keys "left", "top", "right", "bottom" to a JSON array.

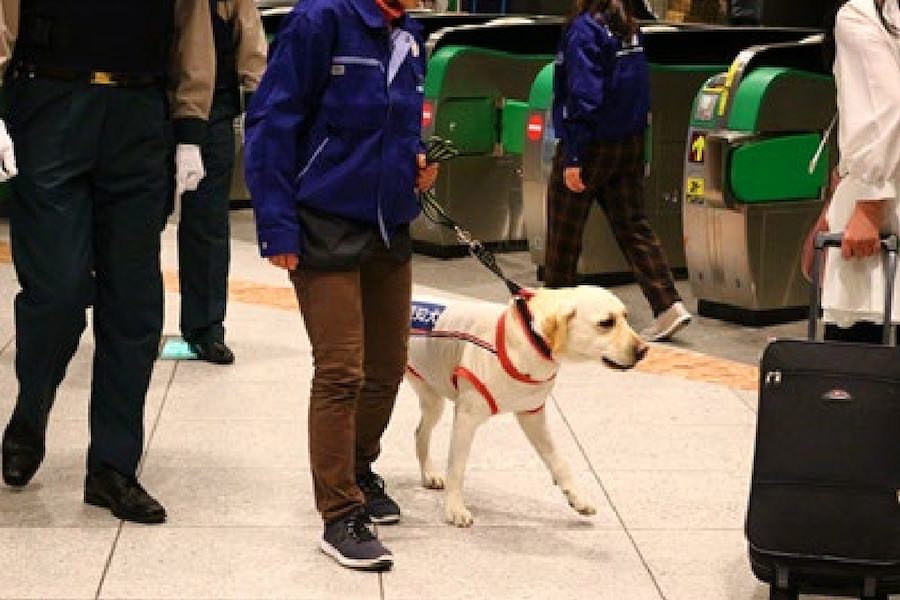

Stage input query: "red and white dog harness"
[{"left": 407, "top": 293, "right": 556, "bottom": 416}]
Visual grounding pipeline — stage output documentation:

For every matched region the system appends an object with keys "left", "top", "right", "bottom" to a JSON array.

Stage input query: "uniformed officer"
[
  {"left": 0, "top": 0, "right": 215, "bottom": 524},
  {"left": 177, "top": 0, "right": 266, "bottom": 365}
]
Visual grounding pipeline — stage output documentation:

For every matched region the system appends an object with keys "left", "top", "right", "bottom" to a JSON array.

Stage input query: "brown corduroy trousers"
[{"left": 290, "top": 243, "right": 411, "bottom": 523}]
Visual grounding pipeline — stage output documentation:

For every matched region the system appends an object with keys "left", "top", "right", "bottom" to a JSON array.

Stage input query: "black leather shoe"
[
  {"left": 2, "top": 418, "right": 45, "bottom": 487},
  {"left": 191, "top": 340, "right": 235, "bottom": 365},
  {"left": 84, "top": 466, "right": 166, "bottom": 524}
]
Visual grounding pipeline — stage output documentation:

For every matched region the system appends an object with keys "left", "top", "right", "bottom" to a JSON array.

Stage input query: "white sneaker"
[{"left": 641, "top": 301, "right": 692, "bottom": 342}]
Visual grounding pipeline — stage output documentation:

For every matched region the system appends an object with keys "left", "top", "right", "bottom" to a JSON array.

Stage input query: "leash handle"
[{"left": 419, "top": 137, "right": 524, "bottom": 297}]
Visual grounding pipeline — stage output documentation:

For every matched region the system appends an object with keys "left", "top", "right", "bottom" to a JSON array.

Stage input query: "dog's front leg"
[
  {"left": 515, "top": 411, "right": 597, "bottom": 516},
  {"left": 445, "top": 401, "right": 487, "bottom": 527}
]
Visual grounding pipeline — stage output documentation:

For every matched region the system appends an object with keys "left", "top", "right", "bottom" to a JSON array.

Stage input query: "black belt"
[{"left": 14, "top": 66, "right": 161, "bottom": 88}]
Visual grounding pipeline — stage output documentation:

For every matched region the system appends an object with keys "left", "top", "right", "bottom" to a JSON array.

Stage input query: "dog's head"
[{"left": 529, "top": 286, "right": 647, "bottom": 369}]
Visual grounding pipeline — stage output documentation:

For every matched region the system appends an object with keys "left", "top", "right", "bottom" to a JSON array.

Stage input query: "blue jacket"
[
  {"left": 244, "top": 0, "right": 426, "bottom": 257},
  {"left": 553, "top": 13, "right": 650, "bottom": 167}
]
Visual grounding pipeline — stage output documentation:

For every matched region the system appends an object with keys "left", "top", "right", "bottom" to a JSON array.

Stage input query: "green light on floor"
[{"left": 160, "top": 337, "right": 199, "bottom": 360}]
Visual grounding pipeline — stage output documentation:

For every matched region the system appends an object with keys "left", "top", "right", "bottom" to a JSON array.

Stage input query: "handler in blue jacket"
[
  {"left": 244, "top": 0, "right": 437, "bottom": 572},
  {"left": 545, "top": 0, "right": 691, "bottom": 342}
]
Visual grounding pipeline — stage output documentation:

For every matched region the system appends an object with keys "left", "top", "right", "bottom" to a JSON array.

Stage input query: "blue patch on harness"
[{"left": 411, "top": 301, "right": 446, "bottom": 331}]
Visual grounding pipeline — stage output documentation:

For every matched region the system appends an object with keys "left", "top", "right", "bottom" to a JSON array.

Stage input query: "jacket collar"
[{"left": 349, "top": 0, "right": 422, "bottom": 37}]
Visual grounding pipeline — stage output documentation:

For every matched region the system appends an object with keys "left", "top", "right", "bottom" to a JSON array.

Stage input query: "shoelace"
[
  {"left": 346, "top": 516, "right": 377, "bottom": 542},
  {"left": 358, "top": 472, "right": 386, "bottom": 496}
]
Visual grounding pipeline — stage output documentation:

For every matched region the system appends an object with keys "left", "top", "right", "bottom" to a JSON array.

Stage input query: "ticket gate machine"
[{"left": 683, "top": 37, "right": 835, "bottom": 324}]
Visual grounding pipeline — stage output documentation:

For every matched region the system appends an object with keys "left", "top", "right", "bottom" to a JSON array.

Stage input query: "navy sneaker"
[
  {"left": 357, "top": 471, "right": 401, "bottom": 525},
  {"left": 320, "top": 510, "right": 393, "bottom": 571}
]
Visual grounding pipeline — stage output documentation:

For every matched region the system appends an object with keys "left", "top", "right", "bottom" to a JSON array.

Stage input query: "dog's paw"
[
  {"left": 565, "top": 490, "right": 597, "bottom": 516},
  {"left": 422, "top": 472, "right": 445, "bottom": 490},
  {"left": 445, "top": 503, "right": 474, "bottom": 527}
]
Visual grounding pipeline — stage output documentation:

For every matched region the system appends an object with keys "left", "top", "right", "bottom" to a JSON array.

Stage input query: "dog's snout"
[{"left": 634, "top": 342, "right": 648, "bottom": 363}]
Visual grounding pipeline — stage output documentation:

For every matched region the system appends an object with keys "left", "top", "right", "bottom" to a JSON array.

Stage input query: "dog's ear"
[{"left": 542, "top": 306, "right": 577, "bottom": 355}]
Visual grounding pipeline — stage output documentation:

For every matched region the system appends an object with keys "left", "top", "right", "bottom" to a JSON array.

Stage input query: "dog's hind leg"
[
  {"left": 515, "top": 410, "right": 597, "bottom": 516},
  {"left": 410, "top": 378, "right": 446, "bottom": 490}
]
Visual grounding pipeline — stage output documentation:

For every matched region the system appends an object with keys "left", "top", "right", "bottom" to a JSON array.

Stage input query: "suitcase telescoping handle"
[{"left": 808, "top": 232, "right": 900, "bottom": 344}]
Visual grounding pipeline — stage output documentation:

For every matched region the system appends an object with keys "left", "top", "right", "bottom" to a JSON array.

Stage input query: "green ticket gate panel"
[
  {"left": 413, "top": 22, "right": 562, "bottom": 256},
  {"left": 683, "top": 39, "right": 835, "bottom": 323}
]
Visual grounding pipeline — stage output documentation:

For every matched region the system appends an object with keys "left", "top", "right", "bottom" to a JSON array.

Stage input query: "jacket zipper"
[
  {"left": 377, "top": 31, "right": 393, "bottom": 247},
  {"left": 763, "top": 369, "right": 899, "bottom": 387},
  {"left": 296, "top": 137, "right": 330, "bottom": 182}
]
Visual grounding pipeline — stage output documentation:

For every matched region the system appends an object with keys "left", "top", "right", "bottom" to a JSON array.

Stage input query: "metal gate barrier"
[
  {"left": 412, "top": 18, "right": 563, "bottom": 256},
  {"left": 683, "top": 37, "right": 835, "bottom": 324}
]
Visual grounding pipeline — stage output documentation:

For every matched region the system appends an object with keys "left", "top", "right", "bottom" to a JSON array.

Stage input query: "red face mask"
[{"left": 374, "top": 0, "right": 405, "bottom": 22}]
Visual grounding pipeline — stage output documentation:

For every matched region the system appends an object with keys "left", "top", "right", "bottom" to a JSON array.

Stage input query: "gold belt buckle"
[{"left": 89, "top": 71, "right": 117, "bottom": 86}]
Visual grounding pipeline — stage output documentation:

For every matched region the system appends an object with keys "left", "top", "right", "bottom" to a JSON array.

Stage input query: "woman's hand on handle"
[{"left": 842, "top": 200, "right": 883, "bottom": 260}]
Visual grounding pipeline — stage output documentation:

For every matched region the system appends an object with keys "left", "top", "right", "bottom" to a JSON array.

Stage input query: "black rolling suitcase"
[{"left": 747, "top": 233, "right": 900, "bottom": 600}]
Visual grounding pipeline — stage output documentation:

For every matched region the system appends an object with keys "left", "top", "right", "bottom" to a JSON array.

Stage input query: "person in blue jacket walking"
[
  {"left": 544, "top": 0, "right": 691, "bottom": 341},
  {"left": 244, "top": 0, "right": 437, "bottom": 571}
]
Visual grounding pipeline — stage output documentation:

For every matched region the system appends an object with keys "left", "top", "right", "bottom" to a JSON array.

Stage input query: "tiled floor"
[{"left": 0, "top": 215, "right": 850, "bottom": 599}]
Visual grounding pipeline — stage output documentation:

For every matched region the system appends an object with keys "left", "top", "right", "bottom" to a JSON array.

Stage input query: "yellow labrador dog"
[{"left": 406, "top": 286, "right": 647, "bottom": 527}]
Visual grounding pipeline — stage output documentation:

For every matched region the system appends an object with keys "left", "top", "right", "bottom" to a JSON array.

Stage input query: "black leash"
[
  {"left": 420, "top": 138, "right": 554, "bottom": 360},
  {"left": 421, "top": 137, "right": 524, "bottom": 297}
]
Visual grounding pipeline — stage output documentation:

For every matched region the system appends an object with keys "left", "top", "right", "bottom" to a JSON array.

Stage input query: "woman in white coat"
[{"left": 822, "top": 0, "right": 900, "bottom": 342}]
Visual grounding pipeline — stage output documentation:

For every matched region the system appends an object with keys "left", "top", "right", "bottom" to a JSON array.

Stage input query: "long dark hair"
[
  {"left": 824, "top": 0, "right": 899, "bottom": 68},
  {"left": 568, "top": 0, "right": 638, "bottom": 40}
]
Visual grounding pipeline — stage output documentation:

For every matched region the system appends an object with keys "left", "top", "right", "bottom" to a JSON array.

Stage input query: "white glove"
[
  {"left": 174, "top": 143, "right": 205, "bottom": 200},
  {"left": 0, "top": 119, "right": 18, "bottom": 183}
]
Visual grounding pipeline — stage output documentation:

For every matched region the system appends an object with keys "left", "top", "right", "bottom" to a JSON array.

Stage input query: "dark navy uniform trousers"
[
  {"left": 7, "top": 77, "right": 168, "bottom": 476},
  {"left": 177, "top": 88, "right": 239, "bottom": 345}
]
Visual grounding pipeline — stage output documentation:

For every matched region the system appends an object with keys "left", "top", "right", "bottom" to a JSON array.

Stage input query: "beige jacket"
[
  {"left": 0, "top": 0, "right": 215, "bottom": 129},
  {"left": 823, "top": 0, "right": 900, "bottom": 326},
  {"left": 215, "top": 0, "right": 268, "bottom": 92}
]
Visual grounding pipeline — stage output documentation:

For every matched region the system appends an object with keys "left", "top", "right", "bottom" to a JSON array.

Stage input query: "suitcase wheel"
[{"left": 769, "top": 588, "right": 798, "bottom": 600}]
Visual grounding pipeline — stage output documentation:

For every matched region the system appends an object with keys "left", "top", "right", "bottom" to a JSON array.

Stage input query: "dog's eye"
[{"left": 597, "top": 317, "right": 616, "bottom": 328}]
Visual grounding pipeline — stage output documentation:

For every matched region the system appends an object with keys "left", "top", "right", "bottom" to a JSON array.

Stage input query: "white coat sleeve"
[{"left": 835, "top": 5, "right": 900, "bottom": 202}]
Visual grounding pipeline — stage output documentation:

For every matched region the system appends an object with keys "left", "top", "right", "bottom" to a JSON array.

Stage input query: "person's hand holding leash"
[
  {"left": 842, "top": 200, "right": 883, "bottom": 260},
  {"left": 564, "top": 166, "right": 586, "bottom": 193},
  {"left": 268, "top": 254, "right": 299, "bottom": 271},
  {"left": 417, "top": 153, "right": 438, "bottom": 191},
  {"left": 174, "top": 144, "right": 206, "bottom": 199},
  {"left": 0, "top": 120, "right": 18, "bottom": 182}
]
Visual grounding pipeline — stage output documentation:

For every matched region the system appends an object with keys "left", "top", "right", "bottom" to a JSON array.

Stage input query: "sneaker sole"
[
  {"left": 368, "top": 513, "right": 401, "bottom": 525},
  {"left": 320, "top": 540, "right": 393, "bottom": 572},
  {"left": 651, "top": 315, "right": 692, "bottom": 342},
  {"left": 84, "top": 490, "right": 167, "bottom": 525}
]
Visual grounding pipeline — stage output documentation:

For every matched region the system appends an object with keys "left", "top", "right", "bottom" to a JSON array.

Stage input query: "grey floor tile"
[
  {"left": 136, "top": 466, "right": 318, "bottom": 528},
  {"left": 602, "top": 470, "right": 750, "bottom": 530},
  {"left": 572, "top": 422, "right": 756, "bottom": 473},
  {"left": 100, "top": 527, "right": 380, "bottom": 600},
  {"left": 379, "top": 468, "right": 621, "bottom": 530},
  {"left": 162, "top": 379, "right": 306, "bottom": 422},
  {"left": 553, "top": 369, "right": 755, "bottom": 426},
  {"left": 0, "top": 468, "right": 120, "bottom": 528},
  {"left": 0, "top": 528, "right": 117, "bottom": 599},
  {"left": 144, "top": 419, "right": 308, "bottom": 469},
  {"left": 732, "top": 388, "right": 759, "bottom": 414},
  {"left": 631, "top": 529, "right": 768, "bottom": 600},
  {"left": 380, "top": 527, "right": 662, "bottom": 600}
]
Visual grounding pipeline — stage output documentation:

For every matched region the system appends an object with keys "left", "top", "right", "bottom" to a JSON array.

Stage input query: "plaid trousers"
[{"left": 544, "top": 134, "right": 680, "bottom": 316}]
